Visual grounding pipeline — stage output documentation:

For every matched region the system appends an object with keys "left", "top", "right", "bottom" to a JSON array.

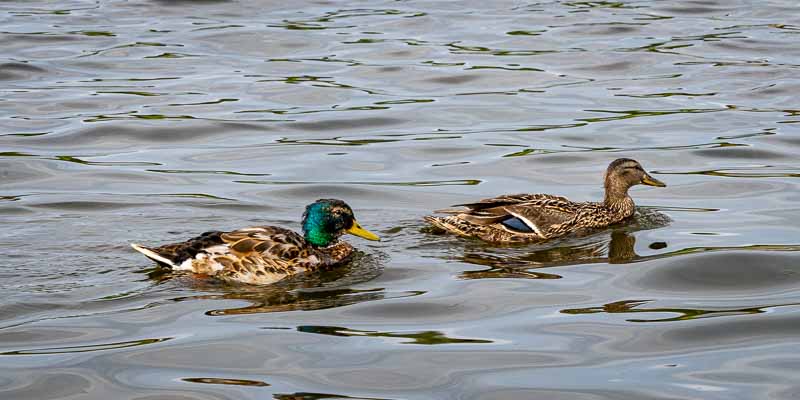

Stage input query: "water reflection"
[
  {"left": 0, "top": 337, "right": 171, "bottom": 356},
  {"left": 296, "top": 325, "right": 492, "bottom": 345},
  {"left": 458, "top": 230, "right": 638, "bottom": 280},
  {"left": 453, "top": 229, "right": 800, "bottom": 283},
  {"left": 578, "top": 107, "right": 726, "bottom": 123},
  {"left": 273, "top": 393, "right": 395, "bottom": 400},
  {"left": 192, "top": 287, "right": 422, "bottom": 316},
  {"left": 148, "top": 253, "right": 423, "bottom": 315},
  {"left": 561, "top": 299, "right": 799, "bottom": 323},
  {"left": 182, "top": 377, "right": 269, "bottom": 387}
]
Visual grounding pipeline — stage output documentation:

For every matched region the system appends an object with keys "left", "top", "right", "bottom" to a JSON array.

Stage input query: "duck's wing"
[
  {"left": 132, "top": 226, "right": 318, "bottom": 284},
  {"left": 447, "top": 193, "right": 576, "bottom": 229},
  {"left": 220, "top": 226, "right": 308, "bottom": 260},
  {"left": 455, "top": 193, "right": 571, "bottom": 211},
  {"left": 500, "top": 203, "right": 577, "bottom": 236},
  {"left": 214, "top": 226, "right": 321, "bottom": 283},
  {"left": 426, "top": 193, "right": 589, "bottom": 242}
]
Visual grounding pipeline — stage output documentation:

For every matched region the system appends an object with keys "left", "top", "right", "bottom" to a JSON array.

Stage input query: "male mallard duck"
[
  {"left": 131, "top": 199, "right": 380, "bottom": 284},
  {"left": 424, "top": 158, "right": 665, "bottom": 243}
]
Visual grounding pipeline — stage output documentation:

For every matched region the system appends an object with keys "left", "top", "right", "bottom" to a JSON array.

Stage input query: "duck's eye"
[
  {"left": 335, "top": 213, "right": 353, "bottom": 229},
  {"left": 623, "top": 165, "right": 642, "bottom": 173}
]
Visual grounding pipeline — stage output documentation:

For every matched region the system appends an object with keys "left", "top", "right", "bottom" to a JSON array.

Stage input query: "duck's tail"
[
  {"left": 130, "top": 243, "right": 177, "bottom": 268},
  {"left": 424, "top": 215, "right": 448, "bottom": 230}
]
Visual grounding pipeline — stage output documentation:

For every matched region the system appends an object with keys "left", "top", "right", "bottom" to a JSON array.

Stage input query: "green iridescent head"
[{"left": 301, "top": 199, "right": 380, "bottom": 247}]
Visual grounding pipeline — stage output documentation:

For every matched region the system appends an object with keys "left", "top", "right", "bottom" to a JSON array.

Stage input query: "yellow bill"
[
  {"left": 641, "top": 173, "right": 666, "bottom": 187},
  {"left": 347, "top": 220, "right": 381, "bottom": 241}
]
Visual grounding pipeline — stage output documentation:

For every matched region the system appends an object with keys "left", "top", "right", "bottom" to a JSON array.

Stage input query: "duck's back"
[
  {"left": 132, "top": 226, "right": 351, "bottom": 285},
  {"left": 425, "top": 193, "right": 625, "bottom": 243}
]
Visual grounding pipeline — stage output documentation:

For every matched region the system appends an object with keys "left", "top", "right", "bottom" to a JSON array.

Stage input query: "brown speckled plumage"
[
  {"left": 425, "top": 159, "right": 666, "bottom": 243},
  {"left": 131, "top": 199, "right": 379, "bottom": 285}
]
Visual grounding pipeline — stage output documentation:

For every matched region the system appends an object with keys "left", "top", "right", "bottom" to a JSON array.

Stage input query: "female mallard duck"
[
  {"left": 131, "top": 199, "right": 380, "bottom": 285},
  {"left": 424, "top": 158, "right": 666, "bottom": 243}
]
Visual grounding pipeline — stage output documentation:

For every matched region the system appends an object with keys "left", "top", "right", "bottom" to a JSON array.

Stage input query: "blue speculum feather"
[{"left": 501, "top": 217, "right": 534, "bottom": 233}]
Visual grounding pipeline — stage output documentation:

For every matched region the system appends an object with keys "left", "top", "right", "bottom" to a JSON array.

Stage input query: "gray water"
[{"left": 2, "top": 0, "right": 800, "bottom": 399}]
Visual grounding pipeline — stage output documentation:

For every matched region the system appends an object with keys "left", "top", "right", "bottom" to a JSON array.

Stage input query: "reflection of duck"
[
  {"left": 608, "top": 230, "right": 637, "bottom": 263},
  {"left": 425, "top": 158, "right": 666, "bottom": 243},
  {"left": 458, "top": 229, "right": 640, "bottom": 279},
  {"left": 297, "top": 325, "right": 492, "bottom": 345},
  {"left": 131, "top": 199, "right": 379, "bottom": 284},
  {"left": 199, "top": 287, "right": 391, "bottom": 316},
  {"left": 148, "top": 251, "right": 420, "bottom": 316}
]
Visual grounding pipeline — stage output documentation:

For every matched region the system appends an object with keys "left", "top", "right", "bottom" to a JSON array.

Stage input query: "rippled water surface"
[{"left": 2, "top": 0, "right": 800, "bottom": 398}]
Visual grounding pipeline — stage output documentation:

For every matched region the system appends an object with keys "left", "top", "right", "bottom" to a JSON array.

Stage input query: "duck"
[
  {"left": 131, "top": 199, "right": 380, "bottom": 285},
  {"left": 424, "top": 158, "right": 666, "bottom": 243}
]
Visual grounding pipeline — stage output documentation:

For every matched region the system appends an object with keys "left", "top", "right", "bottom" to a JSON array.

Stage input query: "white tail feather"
[{"left": 130, "top": 243, "right": 177, "bottom": 268}]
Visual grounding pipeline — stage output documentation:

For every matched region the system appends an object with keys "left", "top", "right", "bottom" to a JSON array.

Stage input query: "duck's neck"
[
  {"left": 603, "top": 185, "right": 635, "bottom": 217},
  {"left": 304, "top": 226, "right": 342, "bottom": 247},
  {"left": 302, "top": 220, "right": 336, "bottom": 247},
  {"left": 316, "top": 241, "right": 354, "bottom": 265}
]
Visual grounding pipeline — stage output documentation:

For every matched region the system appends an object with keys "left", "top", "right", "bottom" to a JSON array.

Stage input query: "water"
[{"left": 2, "top": 0, "right": 800, "bottom": 398}]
